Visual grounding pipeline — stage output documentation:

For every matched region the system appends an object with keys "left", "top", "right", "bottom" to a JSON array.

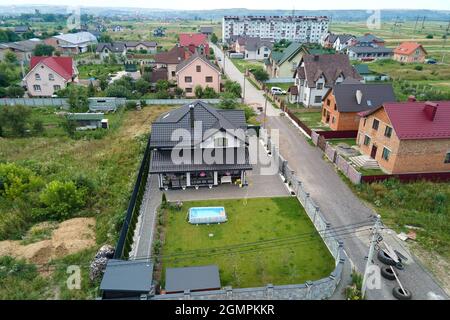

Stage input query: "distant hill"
[{"left": 0, "top": 5, "right": 449, "bottom": 22}]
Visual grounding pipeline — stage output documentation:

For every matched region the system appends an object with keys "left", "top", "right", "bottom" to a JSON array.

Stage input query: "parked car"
[
  {"left": 271, "top": 87, "right": 287, "bottom": 95},
  {"left": 425, "top": 58, "right": 437, "bottom": 64}
]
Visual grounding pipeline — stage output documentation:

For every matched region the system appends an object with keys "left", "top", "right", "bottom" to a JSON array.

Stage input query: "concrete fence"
[
  {"left": 151, "top": 129, "right": 345, "bottom": 300},
  {"left": 0, "top": 98, "right": 69, "bottom": 109}
]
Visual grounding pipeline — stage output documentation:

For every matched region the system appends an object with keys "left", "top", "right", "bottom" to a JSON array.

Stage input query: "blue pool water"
[{"left": 189, "top": 207, "right": 227, "bottom": 224}]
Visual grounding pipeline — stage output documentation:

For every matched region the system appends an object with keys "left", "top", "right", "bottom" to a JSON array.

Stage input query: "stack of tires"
[{"left": 377, "top": 250, "right": 412, "bottom": 300}]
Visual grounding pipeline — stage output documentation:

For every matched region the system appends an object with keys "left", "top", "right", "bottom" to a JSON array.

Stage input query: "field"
[
  {"left": 0, "top": 105, "right": 172, "bottom": 299},
  {"left": 159, "top": 197, "right": 335, "bottom": 288}
]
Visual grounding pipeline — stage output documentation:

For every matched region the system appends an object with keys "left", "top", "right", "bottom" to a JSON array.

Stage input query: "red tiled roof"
[
  {"left": 154, "top": 45, "right": 191, "bottom": 64},
  {"left": 30, "top": 56, "right": 74, "bottom": 80},
  {"left": 362, "top": 101, "right": 450, "bottom": 140},
  {"left": 393, "top": 42, "right": 427, "bottom": 56},
  {"left": 179, "top": 33, "right": 208, "bottom": 47}
]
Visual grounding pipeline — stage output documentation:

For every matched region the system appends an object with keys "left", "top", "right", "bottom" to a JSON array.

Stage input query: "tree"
[
  {"left": 0, "top": 104, "right": 31, "bottom": 136},
  {"left": 219, "top": 92, "right": 238, "bottom": 109},
  {"left": 87, "top": 81, "right": 96, "bottom": 97},
  {"left": 39, "top": 180, "right": 86, "bottom": 220},
  {"left": 32, "top": 44, "right": 55, "bottom": 56},
  {"left": 135, "top": 78, "right": 151, "bottom": 95},
  {"left": 105, "top": 84, "right": 132, "bottom": 98},
  {"left": 155, "top": 80, "right": 170, "bottom": 92},
  {"left": 223, "top": 80, "right": 242, "bottom": 98},
  {"left": 5, "top": 86, "right": 25, "bottom": 98},
  {"left": 211, "top": 33, "right": 218, "bottom": 44},
  {"left": 0, "top": 163, "right": 42, "bottom": 200},
  {"left": 202, "top": 86, "right": 218, "bottom": 98},
  {"left": 4, "top": 51, "right": 17, "bottom": 64},
  {"left": 252, "top": 67, "right": 269, "bottom": 82},
  {"left": 31, "top": 119, "right": 44, "bottom": 135},
  {"left": 66, "top": 86, "right": 89, "bottom": 111},
  {"left": 98, "top": 33, "right": 112, "bottom": 43},
  {"left": 194, "top": 85, "right": 204, "bottom": 98},
  {"left": 60, "top": 118, "right": 77, "bottom": 137}
]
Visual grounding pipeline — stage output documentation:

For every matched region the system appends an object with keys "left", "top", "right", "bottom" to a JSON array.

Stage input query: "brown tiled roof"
[
  {"left": 299, "top": 54, "right": 363, "bottom": 88},
  {"left": 154, "top": 45, "right": 191, "bottom": 64}
]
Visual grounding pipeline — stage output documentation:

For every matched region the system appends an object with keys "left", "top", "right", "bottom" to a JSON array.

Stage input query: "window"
[
  {"left": 316, "top": 83, "right": 323, "bottom": 90},
  {"left": 382, "top": 147, "right": 391, "bottom": 161},
  {"left": 384, "top": 126, "right": 393, "bottom": 138},
  {"left": 185, "top": 88, "right": 192, "bottom": 93},
  {"left": 314, "top": 96, "right": 322, "bottom": 103},
  {"left": 33, "top": 84, "right": 41, "bottom": 92},
  {"left": 214, "top": 137, "right": 228, "bottom": 147},
  {"left": 35, "top": 73, "right": 41, "bottom": 80},
  {"left": 185, "top": 76, "right": 192, "bottom": 83},
  {"left": 171, "top": 71, "right": 176, "bottom": 77},
  {"left": 323, "top": 109, "right": 326, "bottom": 116},
  {"left": 334, "top": 103, "right": 337, "bottom": 111},
  {"left": 445, "top": 152, "right": 450, "bottom": 164},
  {"left": 363, "top": 135, "right": 371, "bottom": 146},
  {"left": 48, "top": 73, "right": 54, "bottom": 81},
  {"left": 53, "top": 85, "right": 61, "bottom": 91},
  {"left": 326, "top": 99, "right": 330, "bottom": 106},
  {"left": 205, "top": 76, "right": 213, "bottom": 83},
  {"left": 196, "top": 65, "right": 201, "bottom": 72},
  {"left": 372, "top": 119, "right": 379, "bottom": 130}
]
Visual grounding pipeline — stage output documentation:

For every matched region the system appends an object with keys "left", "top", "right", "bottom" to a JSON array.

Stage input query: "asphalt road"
[{"left": 211, "top": 43, "right": 448, "bottom": 300}]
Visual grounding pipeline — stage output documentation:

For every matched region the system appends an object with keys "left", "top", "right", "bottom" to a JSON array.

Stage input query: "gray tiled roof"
[
  {"left": 332, "top": 79, "right": 396, "bottom": 113},
  {"left": 149, "top": 148, "right": 252, "bottom": 173},
  {"left": 96, "top": 42, "right": 126, "bottom": 53},
  {"left": 150, "top": 101, "right": 247, "bottom": 148}
]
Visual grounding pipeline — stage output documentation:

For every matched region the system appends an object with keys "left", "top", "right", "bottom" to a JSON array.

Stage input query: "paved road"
[{"left": 212, "top": 43, "right": 448, "bottom": 300}]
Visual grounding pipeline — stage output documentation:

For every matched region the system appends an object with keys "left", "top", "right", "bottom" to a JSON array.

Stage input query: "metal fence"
[{"left": 0, "top": 98, "right": 69, "bottom": 109}]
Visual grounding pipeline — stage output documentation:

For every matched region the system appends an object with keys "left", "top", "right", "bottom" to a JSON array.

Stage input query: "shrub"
[
  {"left": 219, "top": 92, "right": 239, "bottom": 109},
  {"left": 223, "top": 80, "right": 242, "bottom": 98},
  {"left": 126, "top": 101, "right": 137, "bottom": 110},
  {"left": 202, "top": 86, "right": 218, "bottom": 98},
  {"left": 105, "top": 84, "right": 132, "bottom": 99},
  {"left": 426, "top": 34, "right": 434, "bottom": 39},
  {"left": 31, "top": 119, "right": 44, "bottom": 135},
  {"left": 414, "top": 65, "right": 423, "bottom": 71},
  {"left": 194, "top": 85, "right": 204, "bottom": 98},
  {"left": 0, "top": 105, "right": 31, "bottom": 137},
  {"left": 252, "top": 67, "right": 269, "bottom": 82},
  {"left": 39, "top": 180, "right": 87, "bottom": 220},
  {"left": 0, "top": 163, "right": 42, "bottom": 200}
]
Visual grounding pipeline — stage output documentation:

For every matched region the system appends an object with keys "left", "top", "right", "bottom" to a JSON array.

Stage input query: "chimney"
[
  {"left": 189, "top": 104, "right": 195, "bottom": 128},
  {"left": 408, "top": 95, "right": 416, "bottom": 102},
  {"left": 356, "top": 90, "right": 363, "bottom": 105},
  {"left": 313, "top": 55, "right": 319, "bottom": 61},
  {"left": 423, "top": 102, "right": 438, "bottom": 121}
]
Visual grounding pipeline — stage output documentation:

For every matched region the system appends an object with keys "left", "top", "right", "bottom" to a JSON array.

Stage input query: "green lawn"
[
  {"left": 77, "top": 64, "right": 124, "bottom": 79},
  {"left": 267, "top": 83, "right": 294, "bottom": 92},
  {"left": 290, "top": 109, "right": 330, "bottom": 131},
  {"left": 159, "top": 197, "right": 335, "bottom": 289},
  {"left": 327, "top": 138, "right": 358, "bottom": 147},
  {"left": 231, "top": 58, "right": 264, "bottom": 73}
]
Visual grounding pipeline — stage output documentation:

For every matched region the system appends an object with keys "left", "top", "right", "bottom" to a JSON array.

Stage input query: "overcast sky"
[{"left": 1, "top": 0, "right": 449, "bottom": 10}]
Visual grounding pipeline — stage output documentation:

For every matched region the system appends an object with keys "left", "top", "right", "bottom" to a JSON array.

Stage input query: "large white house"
[
  {"left": 293, "top": 54, "right": 363, "bottom": 108},
  {"left": 222, "top": 15, "right": 329, "bottom": 44}
]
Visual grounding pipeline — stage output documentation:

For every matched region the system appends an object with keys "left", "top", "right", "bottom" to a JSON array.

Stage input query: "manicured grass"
[
  {"left": 160, "top": 197, "right": 335, "bottom": 288},
  {"left": 327, "top": 138, "right": 357, "bottom": 147},
  {"left": 231, "top": 58, "right": 264, "bottom": 73},
  {"left": 291, "top": 109, "right": 330, "bottom": 131},
  {"left": 267, "top": 82, "right": 294, "bottom": 92}
]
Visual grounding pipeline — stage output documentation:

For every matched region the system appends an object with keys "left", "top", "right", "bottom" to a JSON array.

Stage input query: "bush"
[
  {"left": 39, "top": 180, "right": 87, "bottom": 220},
  {"left": 31, "top": 119, "right": 44, "bottom": 135},
  {"left": 0, "top": 105, "right": 31, "bottom": 137},
  {"left": 252, "top": 67, "right": 269, "bottom": 82},
  {"left": 219, "top": 92, "right": 239, "bottom": 109},
  {"left": 202, "top": 86, "right": 218, "bottom": 98},
  {"left": 126, "top": 101, "right": 137, "bottom": 110},
  {"left": 194, "top": 85, "right": 204, "bottom": 98},
  {"left": 426, "top": 34, "right": 434, "bottom": 39},
  {"left": 105, "top": 84, "right": 132, "bottom": 99},
  {"left": 0, "top": 163, "right": 43, "bottom": 200},
  {"left": 223, "top": 80, "right": 242, "bottom": 98},
  {"left": 414, "top": 65, "right": 423, "bottom": 71}
]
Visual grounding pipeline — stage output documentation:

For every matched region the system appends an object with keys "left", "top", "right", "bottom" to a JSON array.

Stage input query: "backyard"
[
  {"left": 288, "top": 106, "right": 330, "bottom": 131},
  {"left": 158, "top": 197, "right": 335, "bottom": 289},
  {"left": 77, "top": 63, "right": 124, "bottom": 80},
  {"left": 231, "top": 58, "right": 265, "bottom": 73}
]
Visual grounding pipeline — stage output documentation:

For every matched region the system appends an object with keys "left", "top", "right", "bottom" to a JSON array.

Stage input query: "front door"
[{"left": 370, "top": 145, "right": 378, "bottom": 159}]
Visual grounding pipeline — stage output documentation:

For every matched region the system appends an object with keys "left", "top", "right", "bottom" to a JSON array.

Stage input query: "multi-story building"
[{"left": 222, "top": 16, "right": 329, "bottom": 44}]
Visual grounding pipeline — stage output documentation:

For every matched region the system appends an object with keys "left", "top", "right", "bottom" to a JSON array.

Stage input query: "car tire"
[
  {"left": 392, "top": 286, "right": 412, "bottom": 300},
  {"left": 394, "top": 262, "right": 405, "bottom": 270},
  {"left": 381, "top": 266, "right": 396, "bottom": 280},
  {"left": 377, "top": 250, "right": 397, "bottom": 266}
]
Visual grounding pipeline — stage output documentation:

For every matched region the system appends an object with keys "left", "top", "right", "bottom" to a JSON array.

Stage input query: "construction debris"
[{"left": 89, "top": 245, "right": 115, "bottom": 281}]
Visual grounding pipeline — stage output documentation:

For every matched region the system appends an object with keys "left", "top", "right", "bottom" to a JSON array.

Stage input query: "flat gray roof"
[
  {"left": 165, "top": 265, "right": 221, "bottom": 293},
  {"left": 100, "top": 259, "right": 153, "bottom": 292}
]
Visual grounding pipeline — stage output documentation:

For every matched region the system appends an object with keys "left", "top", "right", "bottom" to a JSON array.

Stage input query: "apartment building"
[{"left": 222, "top": 16, "right": 329, "bottom": 44}]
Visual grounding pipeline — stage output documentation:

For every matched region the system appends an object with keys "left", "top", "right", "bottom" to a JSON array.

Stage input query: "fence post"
[
  {"left": 313, "top": 205, "right": 320, "bottom": 226},
  {"left": 266, "top": 284, "right": 274, "bottom": 299},
  {"left": 305, "top": 281, "right": 313, "bottom": 300},
  {"left": 184, "top": 290, "right": 191, "bottom": 300},
  {"left": 225, "top": 286, "right": 233, "bottom": 300}
]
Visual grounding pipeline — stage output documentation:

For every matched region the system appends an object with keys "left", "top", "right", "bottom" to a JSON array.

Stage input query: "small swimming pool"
[{"left": 188, "top": 207, "right": 227, "bottom": 224}]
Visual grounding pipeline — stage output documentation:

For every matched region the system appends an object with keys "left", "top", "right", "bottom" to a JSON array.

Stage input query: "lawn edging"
[{"left": 152, "top": 131, "right": 345, "bottom": 300}]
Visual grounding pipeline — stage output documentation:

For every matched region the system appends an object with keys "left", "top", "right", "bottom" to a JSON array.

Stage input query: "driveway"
[{"left": 211, "top": 43, "right": 448, "bottom": 300}]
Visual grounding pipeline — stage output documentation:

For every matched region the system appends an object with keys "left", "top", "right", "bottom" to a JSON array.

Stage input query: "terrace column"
[
  {"left": 214, "top": 171, "right": 218, "bottom": 185},
  {"left": 186, "top": 172, "right": 191, "bottom": 187}
]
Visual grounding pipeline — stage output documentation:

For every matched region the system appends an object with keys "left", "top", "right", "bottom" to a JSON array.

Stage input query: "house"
[
  {"left": 179, "top": 33, "right": 209, "bottom": 56},
  {"left": 164, "top": 265, "right": 220, "bottom": 294},
  {"left": 176, "top": 53, "right": 221, "bottom": 97},
  {"left": 347, "top": 46, "right": 393, "bottom": 61},
  {"left": 154, "top": 45, "right": 192, "bottom": 81},
  {"left": 393, "top": 42, "right": 427, "bottom": 63},
  {"left": 14, "top": 26, "right": 30, "bottom": 35},
  {"left": 66, "top": 113, "right": 108, "bottom": 130},
  {"left": 332, "top": 34, "right": 356, "bottom": 52},
  {"left": 353, "top": 64, "right": 389, "bottom": 82},
  {"left": 153, "top": 27, "right": 166, "bottom": 37},
  {"left": 265, "top": 42, "right": 306, "bottom": 79},
  {"left": 149, "top": 101, "right": 252, "bottom": 189},
  {"left": 111, "top": 25, "right": 124, "bottom": 32},
  {"left": 96, "top": 42, "right": 126, "bottom": 61},
  {"left": 100, "top": 259, "right": 154, "bottom": 300},
  {"left": 350, "top": 33, "right": 385, "bottom": 47},
  {"left": 125, "top": 41, "right": 158, "bottom": 54},
  {"left": 321, "top": 79, "right": 396, "bottom": 131},
  {"left": 356, "top": 99, "right": 450, "bottom": 174},
  {"left": 320, "top": 32, "right": 338, "bottom": 48},
  {"left": 200, "top": 26, "right": 214, "bottom": 36},
  {"left": 24, "top": 56, "right": 78, "bottom": 97},
  {"left": 45, "top": 32, "right": 98, "bottom": 54},
  {"left": 293, "top": 54, "right": 363, "bottom": 108},
  {"left": 235, "top": 37, "right": 273, "bottom": 60},
  {"left": 0, "top": 39, "right": 43, "bottom": 63}
]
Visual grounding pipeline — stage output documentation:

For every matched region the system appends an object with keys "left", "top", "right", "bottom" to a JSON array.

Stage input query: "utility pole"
[
  {"left": 242, "top": 71, "right": 246, "bottom": 103},
  {"left": 263, "top": 93, "right": 268, "bottom": 129},
  {"left": 413, "top": 16, "right": 419, "bottom": 34},
  {"left": 361, "top": 215, "right": 381, "bottom": 299}
]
